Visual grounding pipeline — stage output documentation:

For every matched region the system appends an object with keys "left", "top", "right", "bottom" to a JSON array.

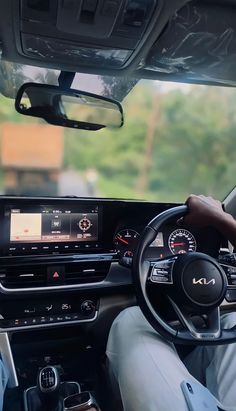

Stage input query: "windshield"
[{"left": 0, "top": 62, "right": 235, "bottom": 202}]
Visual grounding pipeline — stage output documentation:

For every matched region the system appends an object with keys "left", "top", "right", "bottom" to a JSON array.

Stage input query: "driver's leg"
[
  {"left": 184, "top": 312, "right": 236, "bottom": 411},
  {"left": 106, "top": 306, "right": 199, "bottom": 411}
]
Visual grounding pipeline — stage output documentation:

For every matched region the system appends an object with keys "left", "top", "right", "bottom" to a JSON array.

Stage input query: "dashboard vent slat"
[
  {"left": 65, "top": 261, "right": 110, "bottom": 285},
  {"left": 0, "top": 266, "right": 47, "bottom": 289}
]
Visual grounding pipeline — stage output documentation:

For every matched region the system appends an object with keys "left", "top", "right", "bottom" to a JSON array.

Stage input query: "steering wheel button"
[
  {"left": 156, "top": 269, "right": 168, "bottom": 275},
  {"left": 226, "top": 290, "right": 236, "bottom": 302},
  {"left": 151, "top": 272, "right": 171, "bottom": 283},
  {"left": 156, "top": 276, "right": 169, "bottom": 282},
  {"left": 154, "top": 262, "right": 168, "bottom": 269}
]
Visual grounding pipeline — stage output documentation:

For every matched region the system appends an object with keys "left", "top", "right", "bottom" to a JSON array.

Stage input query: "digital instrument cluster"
[{"left": 114, "top": 227, "right": 197, "bottom": 258}]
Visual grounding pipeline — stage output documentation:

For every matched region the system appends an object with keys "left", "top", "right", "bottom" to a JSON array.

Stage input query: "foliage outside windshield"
[{"left": 0, "top": 73, "right": 235, "bottom": 201}]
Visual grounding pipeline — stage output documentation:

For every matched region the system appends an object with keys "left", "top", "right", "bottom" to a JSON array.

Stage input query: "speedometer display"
[
  {"left": 168, "top": 229, "right": 196, "bottom": 255},
  {"left": 114, "top": 229, "right": 140, "bottom": 257}
]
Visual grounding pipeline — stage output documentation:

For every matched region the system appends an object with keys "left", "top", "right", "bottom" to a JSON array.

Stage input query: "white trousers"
[{"left": 106, "top": 306, "right": 236, "bottom": 411}]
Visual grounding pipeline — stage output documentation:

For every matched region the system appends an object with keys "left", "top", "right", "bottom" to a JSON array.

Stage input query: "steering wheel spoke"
[
  {"left": 147, "top": 257, "right": 176, "bottom": 285},
  {"left": 169, "top": 297, "right": 221, "bottom": 340},
  {"left": 217, "top": 262, "right": 236, "bottom": 302},
  {"left": 219, "top": 262, "right": 236, "bottom": 289}
]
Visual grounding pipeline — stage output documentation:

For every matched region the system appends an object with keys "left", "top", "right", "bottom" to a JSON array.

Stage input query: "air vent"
[
  {"left": 0, "top": 266, "right": 46, "bottom": 289},
  {"left": 65, "top": 261, "right": 110, "bottom": 285},
  {"left": 0, "top": 260, "right": 111, "bottom": 289}
]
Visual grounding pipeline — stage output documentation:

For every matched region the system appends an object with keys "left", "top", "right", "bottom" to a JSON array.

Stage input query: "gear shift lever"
[
  {"left": 24, "top": 366, "right": 80, "bottom": 411},
  {"left": 37, "top": 366, "right": 61, "bottom": 411}
]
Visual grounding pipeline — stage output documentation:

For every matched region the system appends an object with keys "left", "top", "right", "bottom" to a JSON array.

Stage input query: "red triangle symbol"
[{"left": 53, "top": 272, "right": 60, "bottom": 279}]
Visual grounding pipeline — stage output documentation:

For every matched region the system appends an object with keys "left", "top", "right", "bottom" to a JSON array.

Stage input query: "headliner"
[{"left": 1, "top": 0, "right": 236, "bottom": 88}]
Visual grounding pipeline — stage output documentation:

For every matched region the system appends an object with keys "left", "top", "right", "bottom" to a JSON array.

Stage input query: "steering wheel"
[{"left": 133, "top": 205, "right": 236, "bottom": 345}]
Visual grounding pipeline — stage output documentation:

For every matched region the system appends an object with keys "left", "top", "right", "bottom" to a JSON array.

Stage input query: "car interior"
[{"left": 0, "top": 0, "right": 236, "bottom": 410}]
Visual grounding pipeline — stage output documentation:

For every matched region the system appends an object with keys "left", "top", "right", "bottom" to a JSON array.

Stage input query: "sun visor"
[{"left": 143, "top": 1, "right": 236, "bottom": 86}]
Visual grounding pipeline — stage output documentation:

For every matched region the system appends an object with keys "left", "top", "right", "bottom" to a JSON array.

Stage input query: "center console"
[
  {"left": 0, "top": 197, "right": 185, "bottom": 403},
  {"left": 0, "top": 197, "right": 120, "bottom": 334}
]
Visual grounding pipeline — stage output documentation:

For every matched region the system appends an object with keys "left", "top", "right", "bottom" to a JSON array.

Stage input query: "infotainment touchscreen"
[{"left": 5, "top": 203, "right": 100, "bottom": 254}]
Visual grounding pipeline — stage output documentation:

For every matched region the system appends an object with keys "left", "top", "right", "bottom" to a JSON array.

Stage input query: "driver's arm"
[{"left": 184, "top": 194, "right": 236, "bottom": 249}]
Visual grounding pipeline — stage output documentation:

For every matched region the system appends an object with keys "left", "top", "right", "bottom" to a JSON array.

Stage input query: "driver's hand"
[{"left": 183, "top": 194, "right": 225, "bottom": 227}]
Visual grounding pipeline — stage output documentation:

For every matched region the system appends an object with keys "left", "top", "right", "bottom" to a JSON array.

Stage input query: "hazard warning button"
[{"left": 47, "top": 266, "right": 65, "bottom": 285}]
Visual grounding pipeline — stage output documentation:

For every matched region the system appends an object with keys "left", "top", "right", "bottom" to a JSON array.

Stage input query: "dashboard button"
[
  {"left": 12, "top": 319, "right": 22, "bottom": 327},
  {"left": 71, "top": 314, "right": 80, "bottom": 320},
  {"left": 44, "top": 304, "right": 54, "bottom": 313},
  {"left": 64, "top": 315, "right": 72, "bottom": 321},
  {"left": 80, "top": 300, "right": 95, "bottom": 316},
  {"left": 31, "top": 318, "right": 38, "bottom": 325},
  {"left": 47, "top": 266, "right": 65, "bottom": 285},
  {"left": 9, "top": 247, "right": 17, "bottom": 252},
  {"left": 56, "top": 316, "right": 64, "bottom": 322},
  {"left": 22, "top": 319, "right": 31, "bottom": 326},
  {"left": 30, "top": 246, "right": 38, "bottom": 252}
]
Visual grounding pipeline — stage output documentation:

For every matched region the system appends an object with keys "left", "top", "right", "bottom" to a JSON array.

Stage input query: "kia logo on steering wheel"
[{"left": 192, "top": 278, "right": 216, "bottom": 285}]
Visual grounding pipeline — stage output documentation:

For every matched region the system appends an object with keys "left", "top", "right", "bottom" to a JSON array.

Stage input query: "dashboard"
[
  {"left": 0, "top": 197, "right": 222, "bottom": 259},
  {"left": 0, "top": 196, "right": 224, "bottom": 333}
]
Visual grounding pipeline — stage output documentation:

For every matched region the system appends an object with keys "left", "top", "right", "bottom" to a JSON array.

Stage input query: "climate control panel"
[{"left": 0, "top": 295, "right": 98, "bottom": 331}]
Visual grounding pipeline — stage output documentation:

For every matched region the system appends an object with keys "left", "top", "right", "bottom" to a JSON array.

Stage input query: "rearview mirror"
[{"left": 15, "top": 83, "right": 124, "bottom": 130}]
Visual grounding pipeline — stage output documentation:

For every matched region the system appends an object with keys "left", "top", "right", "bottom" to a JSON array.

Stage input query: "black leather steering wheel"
[{"left": 133, "top": 205, "right": 236, "bottom": 345}]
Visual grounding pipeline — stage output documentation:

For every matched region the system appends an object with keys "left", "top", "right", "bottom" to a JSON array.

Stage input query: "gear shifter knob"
[{"left": 37, "top": 366, "right": 61, "bottom": 411}]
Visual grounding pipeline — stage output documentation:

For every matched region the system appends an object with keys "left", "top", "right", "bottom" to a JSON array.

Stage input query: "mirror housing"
[{"left": 15, "top": 83, "right": 124, "bottom": 131}]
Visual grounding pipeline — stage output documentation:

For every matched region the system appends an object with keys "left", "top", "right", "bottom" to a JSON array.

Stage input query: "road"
[{"left": 58, "top": 170, "right": 98, "bottom": 197}]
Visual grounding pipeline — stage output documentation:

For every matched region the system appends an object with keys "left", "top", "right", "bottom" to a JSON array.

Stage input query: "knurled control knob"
[{"left": 80, "top": 300, "right": 96, "bottom": 316}]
